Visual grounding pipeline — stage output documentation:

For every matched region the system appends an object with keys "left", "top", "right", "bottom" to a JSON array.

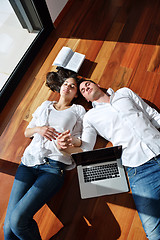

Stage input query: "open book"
[{"left": 52, "top": 47, "right": 85, "bottom": 73}]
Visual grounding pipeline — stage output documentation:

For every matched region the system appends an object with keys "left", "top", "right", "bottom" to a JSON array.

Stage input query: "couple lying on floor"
[{"left": 4, "top": 68, "right": 160, "bottom": 240}]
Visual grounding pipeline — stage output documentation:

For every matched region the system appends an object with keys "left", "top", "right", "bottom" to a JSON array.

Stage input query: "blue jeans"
[
  {"left": 126, "top": 155, "right": 160, "bottom": 240},
  {"left": 3, "top": 158, "right": 66, "bottom": 240}
]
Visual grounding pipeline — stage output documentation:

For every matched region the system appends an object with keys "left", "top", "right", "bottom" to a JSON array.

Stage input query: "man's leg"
[{"left": 126, "top": 156, "right": 160, "bottom": 240}]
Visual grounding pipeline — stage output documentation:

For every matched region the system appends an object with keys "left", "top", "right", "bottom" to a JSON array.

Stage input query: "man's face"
[{"left": 79, "top": 81, "right": 99, "bottom": 102}]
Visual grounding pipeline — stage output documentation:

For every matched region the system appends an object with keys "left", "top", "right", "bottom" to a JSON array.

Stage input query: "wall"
[{"left": 45, "top": 0, "right": 69, "bottom": 23}]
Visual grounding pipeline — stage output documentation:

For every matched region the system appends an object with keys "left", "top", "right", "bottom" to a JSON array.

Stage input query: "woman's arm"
[{"left": 25, "top": 126, "right": 60, "bottom": 141}]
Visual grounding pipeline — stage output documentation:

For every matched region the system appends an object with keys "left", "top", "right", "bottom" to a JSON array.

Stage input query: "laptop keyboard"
[{"left": 83, "top": 163, "right": 120, "bottom": 183}]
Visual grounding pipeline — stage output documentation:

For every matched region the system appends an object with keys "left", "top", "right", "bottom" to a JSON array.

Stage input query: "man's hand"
[{"left": 57, "top": 130, "right": 73, "bottom": 150}]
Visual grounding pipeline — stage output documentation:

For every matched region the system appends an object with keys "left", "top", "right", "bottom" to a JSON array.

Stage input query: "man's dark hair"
[
  {"left": 78, "top": 78, "right": 110, "bottom": 97},
  {"left": 78, "top": 78, "right": 96, "bottom": 87}
]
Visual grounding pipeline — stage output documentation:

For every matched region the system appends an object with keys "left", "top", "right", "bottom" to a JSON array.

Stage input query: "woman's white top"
[{"left": 21, "top": 101, "right": 86, "bottom": 168}]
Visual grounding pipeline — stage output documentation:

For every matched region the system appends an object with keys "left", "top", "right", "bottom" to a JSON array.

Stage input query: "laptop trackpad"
[{"left": 93, "top": 180, "right": 122, "bottom": 196}]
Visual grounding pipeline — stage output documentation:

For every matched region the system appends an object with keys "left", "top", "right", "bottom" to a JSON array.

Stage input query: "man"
[{"left": 78, "top": 80, "right": 160, "bottom": 240}]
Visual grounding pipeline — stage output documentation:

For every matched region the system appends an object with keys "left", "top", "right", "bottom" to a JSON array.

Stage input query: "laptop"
[{"left": 71, "top": 146, "right": 129, "bottom": 199}]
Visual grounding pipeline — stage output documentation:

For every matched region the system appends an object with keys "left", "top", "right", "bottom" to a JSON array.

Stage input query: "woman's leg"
[
  {"left": 4, "top": 160, "right": 65, "bottom": 240},
  {"left": 4, "top": 163, "right": 37, "bottom": 240},
  {"left": 126, "top": 156, "right": 160, "bottom": 240}
]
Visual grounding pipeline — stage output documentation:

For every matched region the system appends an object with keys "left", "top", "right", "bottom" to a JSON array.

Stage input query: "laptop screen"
[{"left": 71, "top": 146, "right": 122, "bottom": 166}]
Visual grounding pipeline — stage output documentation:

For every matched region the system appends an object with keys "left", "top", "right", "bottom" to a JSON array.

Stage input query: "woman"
[{"left": 3, "top": 71, "right": 86, "bottom": 240}]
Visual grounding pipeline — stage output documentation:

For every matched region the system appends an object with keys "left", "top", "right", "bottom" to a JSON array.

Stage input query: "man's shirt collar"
[{"left": 92, "top": 88, "right": 115, "bottom": 107}]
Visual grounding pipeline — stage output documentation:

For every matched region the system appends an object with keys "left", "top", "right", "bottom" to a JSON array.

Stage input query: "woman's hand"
[
  {"left": 57, "top": 130, "right": 82, "bottom": 150},
  {"left": 37, "top": 126, "right": 61, "bottom": 141},
  {"left": 57, "top": 130, "right": 73, "bottom": 150},
  {"left": 25, "top": 126, "right": 60, "bottom": 141}
]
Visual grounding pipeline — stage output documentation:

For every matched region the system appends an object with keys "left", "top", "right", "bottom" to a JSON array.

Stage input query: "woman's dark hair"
[
  {"left": 46, "top": 67, "right": 78, "bottom": 93},
  {"left": 45, "top": 68, "right": 92, "bottom": 108},
  {"left": 46, "top": 67, "right": 84, "bottom": 97}
]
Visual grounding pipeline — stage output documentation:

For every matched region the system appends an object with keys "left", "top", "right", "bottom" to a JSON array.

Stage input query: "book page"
[
  {"left": 65, "top": 52, "right": 85, "bottom": 72},
  {"left": 52, "top": 47, "right": 73, "bottom": 67}
]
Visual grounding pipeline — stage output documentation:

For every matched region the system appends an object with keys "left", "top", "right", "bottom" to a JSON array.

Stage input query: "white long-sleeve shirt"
[
  {"left": 21, "top": 101, "right": 86, "bottom": 167},
  {"left": 82, "top": 87, "right": 160, "bottom": 167}
]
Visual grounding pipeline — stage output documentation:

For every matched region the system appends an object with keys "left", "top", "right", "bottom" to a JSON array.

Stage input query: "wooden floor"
[{"left": 1, "top": 0, "right": 160, "bottom": 239}]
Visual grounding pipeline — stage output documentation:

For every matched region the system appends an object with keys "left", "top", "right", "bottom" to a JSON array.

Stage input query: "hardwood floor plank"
[
  {"left": 78, "top": 40, "right": 104, "bottom": 78},
  {"left": 127, "top": 212, "right": 147, "bottom": 240},
  {"left": 34, "top": 205, "right": 63, "bottom": 240},
  {"left": 66, "top": 0, "right": 120, "bottom": 40},
  {"left": 99, "top": 42, "right": 128, "bottom": 88},
  {"left": 0, "top": 172, "right": 14, "bottom": 240},
  {"left": 118, "top": 0, "right": 155, "bottom": 44},
  {"left": 111, "top": 66, "right": 132, "bottom": 90},
  {"left": 121, "top": 43, "right": 142, "bottom": 69},
  {"left": 90, "top": 41, "right": 117, "bottom": 83},
  {"left": 0, "top": 120, "right": 29, "bottom": 161},
  {"left": 153, "top": 83, "right": 160, "bottom": 109},
  {"left": 90, "top": 22, "right": 124, "bottom": 83}
]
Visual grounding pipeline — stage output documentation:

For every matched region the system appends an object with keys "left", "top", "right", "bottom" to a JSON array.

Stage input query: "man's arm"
[
  {"left": 80, "top": 115, "right": 97, "bottom": 151},
  {"left": 123, "top": 87, "right": 160, "bottom": 129},
  {"left": 57, "top": 114, "right": 97, "bottom": 155}
]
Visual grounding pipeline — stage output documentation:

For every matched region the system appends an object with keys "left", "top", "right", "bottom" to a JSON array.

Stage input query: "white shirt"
[
  {"left": 82, "top": 87, "right": 160, "bottom": 167},
  {"left": 21, "top": 101, "right": 86, "bottom": 168}
]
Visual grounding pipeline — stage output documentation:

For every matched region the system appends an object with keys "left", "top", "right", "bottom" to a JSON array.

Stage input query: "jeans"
[
  {"left": 126, "top": 155, "right": 160, "bottom": 240},
  {"left": 3, "top": 158, "right": 66, "bottom": 240}
]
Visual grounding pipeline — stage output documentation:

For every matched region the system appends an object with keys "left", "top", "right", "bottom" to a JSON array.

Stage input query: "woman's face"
[{"left": 60, "top": 78, "right": 78, "bottom": 100}]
